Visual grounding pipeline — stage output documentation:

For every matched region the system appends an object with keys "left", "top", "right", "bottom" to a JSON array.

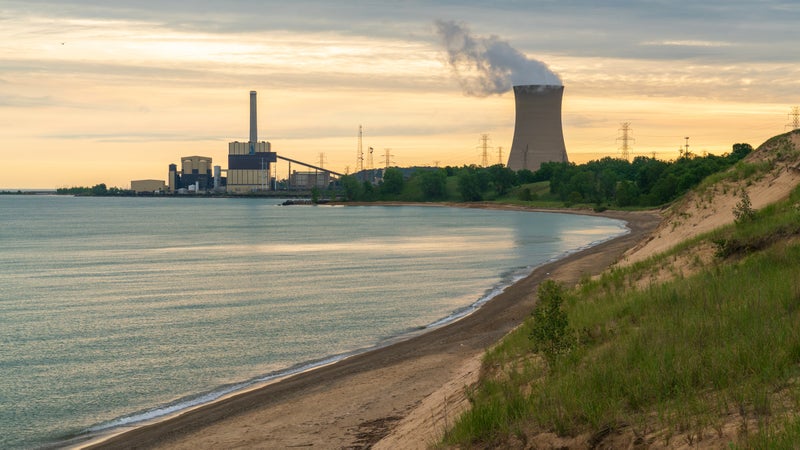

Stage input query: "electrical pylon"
[
  {"left": 478, "top": 134, "right": 491, "bottom": 167},
  {"left": 383, "top": 148, "right": 394, "bottom": 168},
  {"left": 787, "top": 106, "right": 800, "bottom": 131},
  {"left": 616, "top": 122, "right": 634, "bottom": 161}
]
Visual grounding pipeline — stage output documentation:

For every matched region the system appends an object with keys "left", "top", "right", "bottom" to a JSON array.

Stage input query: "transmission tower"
[
  {"left": 616, "top": 122, "right": 634, "bottom": 161},
  {"left": 787, "top": 106, "right": 800, "bottom": 131},
  {"left": 318, "top": 152, "right": 326, "bottom": 169},
  {"left": 497, "top": 146, "right": 504, "bottom": 166},
  {"left": 367, "top": 146, "right": 374, "bottom": 170},
  {"left": 383, "top": 148, "right": 394, "bottom": 168},
  {"left": 356, "top": 125, "right": 364, "bottom": 172},
  {"left": 477, "top": 134, "right": 492, "bottom": 167},
  {"left": 684, "top": 136, "right": 690, "bottom": 158}
]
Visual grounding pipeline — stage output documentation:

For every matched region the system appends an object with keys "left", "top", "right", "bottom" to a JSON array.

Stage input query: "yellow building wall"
[
  {"left": 227, "top": 169, "right": 271, "bottom": 193},
  {"left": 228, "top": 142, "right": 271, "bottom": 155},
  {"left": 131, "top": 179, "right": 166, "bottom": 192}
]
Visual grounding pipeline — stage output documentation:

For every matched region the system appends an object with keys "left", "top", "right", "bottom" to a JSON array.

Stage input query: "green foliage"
[
  {"left": 380, "top": 167, "right": 404, "bottom": 196},
  {"left": 344, "top": 140, "right": 750, "bottom": 206},
  {"left": 530, "top": 280, "right": 574, "bottom": 366},
  {"left": 339, "top": 175, "right": 362, "bottom": 201},
  {"left": 361, "top": 180, "right": 376, "bottom": 201},
  {"left": 540, "top": 148, "right": 748, "bottom": 207},
  {"left": 457, "top": 170, "right": 484, "bottom": 201},
  {"left": 416, "top": 169, "right": 447, "bottom": 199},
  {"left": 56, "top": 184, "right": 132, "bottom": 196},
  {"left": 486, "top": 164, "right": 517, "bottom": 196},
  {"left": 445, "top": 188, "right": 800, "bottom": 447}
]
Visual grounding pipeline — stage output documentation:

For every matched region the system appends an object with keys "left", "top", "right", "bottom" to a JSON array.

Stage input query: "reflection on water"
[{"left": 0, "top": 196, "right": 627, "bottom": 449}]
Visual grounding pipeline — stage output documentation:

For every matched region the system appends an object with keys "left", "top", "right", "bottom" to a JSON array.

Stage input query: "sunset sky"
[{"left": 2, "top": 0, "right": 799, "bottom": 189}]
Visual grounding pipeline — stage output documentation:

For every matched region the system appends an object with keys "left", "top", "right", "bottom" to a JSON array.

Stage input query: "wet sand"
[{"left": 84, "top": 208, "right": 661, "bottom": 450}]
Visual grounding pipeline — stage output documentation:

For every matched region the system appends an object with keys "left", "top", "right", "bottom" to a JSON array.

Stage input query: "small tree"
[
  {"left": 733, "top": 188, "right": 756, "bottom": 224},
  {"left": 310, "top": 186, "right": 320, "bottom": 204},
  {"left": 530, "top": 280, "right": 574, "bottom": 366}
]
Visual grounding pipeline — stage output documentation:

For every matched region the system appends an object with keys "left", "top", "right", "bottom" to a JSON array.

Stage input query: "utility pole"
[
  {"left": 616, "top": 122, "right": 634, "bottom": 161},
  {"left": 383, "top": 148, "right": 394, "bottom": 168},
  {"left": 787, "top": 106, "right": 800, "bottom": 131},
  {"left": 357, "top": 125, "right": 364, "bottom": 173}
]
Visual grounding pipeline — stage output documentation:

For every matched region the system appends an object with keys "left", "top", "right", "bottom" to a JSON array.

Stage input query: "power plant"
[
  {"left": 154, "top": 91, "right": 343, "bottom": 195},
  {"left": 137, "top": 84, "right": 572, "bottom": 194},
  {"left": 226, "top": 91, "right": 278, "bottom": 193},
  {"left": 506, "top": 85, "right": 569, "bottom": 172}
]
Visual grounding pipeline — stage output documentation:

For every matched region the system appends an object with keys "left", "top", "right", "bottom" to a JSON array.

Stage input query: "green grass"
[{"left": 443, "top": 185, "right": 800, "bottom": 448}]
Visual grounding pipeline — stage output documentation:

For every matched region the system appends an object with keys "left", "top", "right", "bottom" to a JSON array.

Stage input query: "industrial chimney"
[
  {"left": 506, "top": 85, "right": 568, "bottom": 172},
  {"left": 249, "top": 90, "right": 257, "bottom": 154}
]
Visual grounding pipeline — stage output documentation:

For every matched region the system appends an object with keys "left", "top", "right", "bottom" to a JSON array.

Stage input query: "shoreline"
[{"left": 81, "top": 206, "right": 661, "bottom": 450}]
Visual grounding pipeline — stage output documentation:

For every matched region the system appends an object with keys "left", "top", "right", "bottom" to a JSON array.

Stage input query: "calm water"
[{"left": 0, "top": 196, "right": 627, "bottom": 449}]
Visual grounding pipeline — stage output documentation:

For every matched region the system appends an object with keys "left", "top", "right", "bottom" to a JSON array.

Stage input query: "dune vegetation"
[{"left": 441, "top": 130, "right": 800, "bottom": 448}]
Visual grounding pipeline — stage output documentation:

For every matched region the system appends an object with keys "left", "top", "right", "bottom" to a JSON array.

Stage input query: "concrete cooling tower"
[{"left": 506, "top": 85, "right": 569, "bottom": 172}]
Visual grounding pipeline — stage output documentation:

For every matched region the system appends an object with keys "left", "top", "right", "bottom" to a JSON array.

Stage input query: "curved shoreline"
[{"left": 80, "top": 207, "right": 661, "bottom": 449}]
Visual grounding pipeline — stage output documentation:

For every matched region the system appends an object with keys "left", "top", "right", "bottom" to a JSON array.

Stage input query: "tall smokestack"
[
  {"left": 506, "top": 85, "right": 568, "bottom": 172},
  {"left": 249, "top": 90, "right": 257, "bottom": 144}
]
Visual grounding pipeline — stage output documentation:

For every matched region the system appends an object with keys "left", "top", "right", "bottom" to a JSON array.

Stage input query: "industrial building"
[
  {"left": 507, "top": 84, "right": 569, "bottom": 171},
  {"left": 154, "top": 90, "right": 342, "bottom": 194},
  {"left": 131, "top": 179, "right": 166, "bottom": 194},
  {"left": 289, "top": 171, "right": 331, "bottom": 189},
  {"left": 226, "top": 91, "right": 278, "bottom": 194},
  {"left": 167, "top": 155, "right": 219, "bottom": 193}
]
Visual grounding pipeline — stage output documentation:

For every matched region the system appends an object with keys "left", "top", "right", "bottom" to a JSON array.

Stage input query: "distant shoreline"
[{"left": 80, "top": 205, "right": 661, "bottom": 450}]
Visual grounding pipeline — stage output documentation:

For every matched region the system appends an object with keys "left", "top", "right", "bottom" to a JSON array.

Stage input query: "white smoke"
[{"left": 435, "top": 20, "right": 561, "bottom": 96}]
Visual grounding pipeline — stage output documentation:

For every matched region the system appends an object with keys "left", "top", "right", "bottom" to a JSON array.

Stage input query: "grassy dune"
[{"left": 443, "top": 134, "right": 800, "bottom": 448}]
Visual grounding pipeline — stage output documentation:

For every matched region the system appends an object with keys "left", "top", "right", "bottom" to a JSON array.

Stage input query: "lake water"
[{"left": 0, "top": 196, "right": 627, "bottom": 449}]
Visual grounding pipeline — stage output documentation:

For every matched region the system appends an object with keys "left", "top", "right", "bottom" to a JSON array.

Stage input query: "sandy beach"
[{"left": 83, "top": 208, "right": 661, "bottom": 450}]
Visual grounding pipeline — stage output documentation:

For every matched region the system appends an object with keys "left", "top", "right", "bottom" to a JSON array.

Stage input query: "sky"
[{"left": 1, "top": 0, "right": 799, "bottom": 189}]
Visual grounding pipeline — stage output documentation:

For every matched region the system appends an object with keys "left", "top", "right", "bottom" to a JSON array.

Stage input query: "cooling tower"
[{"left": 506, "top": 85, "right": 568, "bottom": 172}]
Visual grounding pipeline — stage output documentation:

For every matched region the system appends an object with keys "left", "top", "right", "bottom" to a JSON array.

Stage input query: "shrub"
[
  {"left": 733, "top": 188, "right": 756, "bottom": 224},
  {"left": 530, "top": 280, "right": 574, "bottom": 366}
]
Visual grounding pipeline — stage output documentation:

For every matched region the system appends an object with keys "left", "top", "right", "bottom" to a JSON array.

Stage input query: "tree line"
[
  {"left": 56, "top": 184, "right": 133, "bottom": 196},
  {"left": 336, "top": 143, "right": 753, "bottom": 208}
]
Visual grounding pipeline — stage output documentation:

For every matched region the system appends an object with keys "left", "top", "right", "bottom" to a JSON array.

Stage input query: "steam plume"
[{"left": 435, "top": 20, "right": 561, "bottom": 96}]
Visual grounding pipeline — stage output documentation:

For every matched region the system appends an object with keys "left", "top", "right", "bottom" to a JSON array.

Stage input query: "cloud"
[
  {"left": 41, "top": 132, "right": 227, "bottom": 142},
  {"left": 434, "top": 20, "right": 561, "bottom": 97},
  {"left": 641, "top": 40, "right": 734, "bottom": 48}
]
